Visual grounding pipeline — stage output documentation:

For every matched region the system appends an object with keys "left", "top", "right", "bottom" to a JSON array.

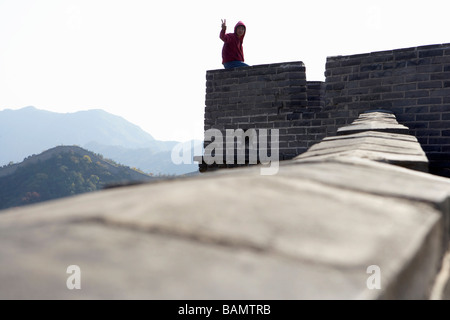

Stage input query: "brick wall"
[
  {"left": 324, "top": 43, "right": 450, "bottom": 177},
  {"left": 202, "top": 46, "right": 450, "bottom": 177},
  {"left": 202, "top": 62, "right": 325, "bottom": 170}
]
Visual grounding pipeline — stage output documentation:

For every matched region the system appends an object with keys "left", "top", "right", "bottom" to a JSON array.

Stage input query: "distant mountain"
[
  {"left": 0, "top": 145, "right": 155, "bottom": 211},
  {"left": 0, "top": 106, "right": 200, "bottom": 175},
  {"left": 84, "top": 141, "right": 203, "bottom": 176}
]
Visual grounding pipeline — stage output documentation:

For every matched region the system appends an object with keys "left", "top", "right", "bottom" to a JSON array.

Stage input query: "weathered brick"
[
  {"left": 325, "top": 60, "right": 341, "bottom": 69},
  {"left": 382, "top": 92, "right": 404, "bottom": 100},
  {"left": 418, "top": 44, "right": 445, "bottom": 50},
  {"left": 333, "top": 96, "right": 353, "bottom": 104},
  {"left": 348, "top": 73, "right": 370, "bottom": 81},
  {"left": 290, "top": 120, "right": 313, "bottom": 127},
  {"left": 429, "top": 121, "right": 450, "bottom": 129},
  {"left": 418, "top": 81, "right": 442, "bottom": 89},
  {"left": 231, "top": 116, "right": 250, "bottom": 124},
  {"left": 392, "top": 99, "right": 417, "bottom": 107},
  {"left": 394, "top": 61, "right": 407, "bottom": 69},
  {"left": 371, "top": 86, "right": 392, "bottom": 93},
  {"left": 430, "top": 105, "right": 450, "bottom": 112},
  {"left": 408, "top": 122, "right": 429, "bottom": 129},
  {"left": 404, "top": 90, "right": 429, "bottom": 98},
  {"left": 359, "top": 79, "right": 382, "bottom": 87},
  {"left": 288, "top": 140, "right": 308, "bottom": 148},
  {"left": 335, "top": 118, "right": 349, "bottom": 126},
  {"left": 381, "top": 76, "right": 406, "bottom": 85},
  {"left": 307, "top": 127, "right": 327, "bottom": 134},
  {"left": 417, "top": 65, "right": 443, "bottom": 73},
  {"left": 430, "top": 89, "right": 450, "bottom": 97},
  {"left": 431, "top": 55, "right": 450, "bottom": 64},
  {"left": 370, "top": 100, "right": 393, "bottom": 109},
  {"left": 415, "top": 58, "right": 433, "bottom": 66},
  {"left": 332, "top": 66, "right": 354, "bottom": 76},
  {"left": 417, "top": 97, "right": 442, "bottom": 105},
  {"left": 360, "top": 64, "right": 383, "bottom": 72},
  {"left": 431, "top": 73, "right": 450, "bottom": 80},
  {"left": 371, "top": 70, "right": 395, "bottom": 78},
  {"left": 419, "top": 49, "right": 444, "bottom": 58},
  {"left": 415, "top": 114, "right": 441, "bottom": 121},
  {"left": 405, "top": 106, "right": 429, "bottom": 113},
  {"left": 416, "top": 129, "right": 442, "bottom": 136},
  {"left": 360, "top": 94, "right": 382, "bottom": 101},
  {"left": 340, "top": 59, "right": 362, "bottom": 67},
  {"left": 286, "top": 127, "right": 307, "bottom": 135},
  {"left": 423, "top": 145, "right": 441, "bottom": 152},
  {"left": 393, "top": 83, "right": 417, "bottom": 92},
  {"left": 394, "top": 50, "right": 417, "bottom": 60},
  {"left": 429, "top": 137, "right": 450, "bottom": 144},
  {"left": 405, "top": 74, "right": 431, "bottom": 82},
  {"left": 216, "top": 117, "right": 232, "bottom": 125}
]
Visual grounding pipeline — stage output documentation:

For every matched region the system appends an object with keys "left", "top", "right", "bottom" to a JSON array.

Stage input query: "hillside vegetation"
[{"left": 0, "top": 146, "right": 154, "bottom": 210}]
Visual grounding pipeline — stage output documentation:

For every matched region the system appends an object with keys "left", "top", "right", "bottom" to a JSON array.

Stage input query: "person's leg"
[
  {"left": 224, "top": 61, "right": 249, "bottom": 69},
  {"left": 235, "top": 61, "right": 249, "bottom": 67}
]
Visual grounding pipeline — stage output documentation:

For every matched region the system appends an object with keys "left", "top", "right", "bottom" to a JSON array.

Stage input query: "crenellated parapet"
[{"left": 201, "top": 43, "right": 450, "bottom": 177}]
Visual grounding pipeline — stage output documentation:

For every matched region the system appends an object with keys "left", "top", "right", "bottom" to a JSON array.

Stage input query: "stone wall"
[
  {"left": 324, "top": 43, "right": 450, "bottom": 177},
  {"left": 202, "top": 44, "right": 450, "bottom": 177},
  {"left": 202, "top": 62, "right": 326, "bottom": 171}
]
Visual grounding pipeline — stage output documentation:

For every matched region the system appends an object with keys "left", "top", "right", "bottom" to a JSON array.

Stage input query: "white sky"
[{"left": 1, "top": 0, "right": 449, "bottom": 142}]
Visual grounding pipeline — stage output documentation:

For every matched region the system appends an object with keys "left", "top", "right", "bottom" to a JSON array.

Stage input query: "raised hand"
[{"left": 221, "top": 19, "right": 226, "bottom": 30}]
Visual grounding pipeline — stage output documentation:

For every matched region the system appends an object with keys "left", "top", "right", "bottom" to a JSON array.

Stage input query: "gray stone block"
[
  {"left": 0, "top": 151, "right": 449, "bottom": 299},
  {"left": 337, "top": 111, "right": 410, "bottom": 136}
]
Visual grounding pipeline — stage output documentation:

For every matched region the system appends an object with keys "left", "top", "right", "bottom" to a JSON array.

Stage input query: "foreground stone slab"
[
  {"left": 0, "top": 156, "right": 448, "bottom": 299},
  {"left": 1, "top": 110, "right": 448, "bottom": 300}
]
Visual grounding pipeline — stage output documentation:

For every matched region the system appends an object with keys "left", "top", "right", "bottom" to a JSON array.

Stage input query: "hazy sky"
[{"left": 1, "top": 0, "right": 449, "bottom": 142}]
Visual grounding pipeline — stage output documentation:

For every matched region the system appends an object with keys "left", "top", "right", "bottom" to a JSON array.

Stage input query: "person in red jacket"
[{"left": 220, "top": 19, "right": 249, "bottom": 69}]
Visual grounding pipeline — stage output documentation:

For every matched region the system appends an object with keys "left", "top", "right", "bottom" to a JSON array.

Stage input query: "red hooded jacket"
[{"left": 220, "top": 21, "right": 246, "bottom": 64}]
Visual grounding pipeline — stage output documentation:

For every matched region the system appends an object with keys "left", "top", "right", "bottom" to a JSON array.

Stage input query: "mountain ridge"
[
  {"left": 0, "top": 106, "right": 156, "bottom": 153},
  {"left": 0, "top": 145, "right": 156, "bottom": 210},
  {"left": 0, "top": 145, "right": 150, "bottom": 180},
  {"left": 0, "top": 106, "right": 200, "bottom": 175}
]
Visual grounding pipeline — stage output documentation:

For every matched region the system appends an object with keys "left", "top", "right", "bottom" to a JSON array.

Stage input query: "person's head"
[
  {"left": 234, "top": 21, "right": 246, "bottom": 38},
  {"left": 236, "top": 25, "right": 245, "bottom": 38}
]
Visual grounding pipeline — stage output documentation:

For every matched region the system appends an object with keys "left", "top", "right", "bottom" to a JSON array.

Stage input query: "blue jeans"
[{"left": 223, "top": 61, "right": 249, "bottom": 69}]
